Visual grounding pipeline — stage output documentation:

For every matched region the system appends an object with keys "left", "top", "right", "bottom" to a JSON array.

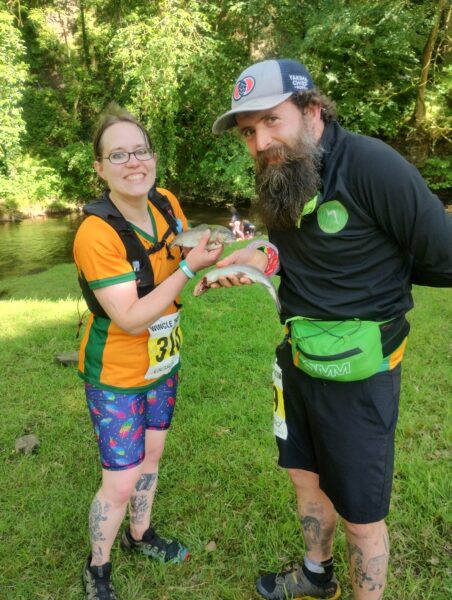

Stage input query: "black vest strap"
[{"left": 79, "top": 187, "right": 180, "bottom": 318}]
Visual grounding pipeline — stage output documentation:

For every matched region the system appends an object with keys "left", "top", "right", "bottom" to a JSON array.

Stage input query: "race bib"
[
  {"left": 272, "top": 359, "right": 287, "bottom": 440},
  {"left": 145, "top": 312, "right": 182, "bottom": 380}
]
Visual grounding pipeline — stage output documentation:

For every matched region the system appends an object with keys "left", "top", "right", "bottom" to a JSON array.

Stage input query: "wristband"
[
  {"left": 247, "top": 240, "right": 280, "bottom": 277},
  {"left": 179, "top": 259, "right": 196, "bottom": 279}
]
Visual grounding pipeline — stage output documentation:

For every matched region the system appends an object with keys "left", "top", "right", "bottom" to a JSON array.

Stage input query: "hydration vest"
[{"left": 78, "top": 186, "right": 180, "bottom": 318}]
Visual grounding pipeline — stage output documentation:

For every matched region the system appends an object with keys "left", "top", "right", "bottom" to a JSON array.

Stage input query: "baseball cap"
[{"left": 212, "top": 59, "right": 315, "bottom": 134}]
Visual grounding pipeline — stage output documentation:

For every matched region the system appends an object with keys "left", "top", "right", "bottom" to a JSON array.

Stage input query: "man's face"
[{"left": 236, "top": 100, "right": 324, "bottom": 230}]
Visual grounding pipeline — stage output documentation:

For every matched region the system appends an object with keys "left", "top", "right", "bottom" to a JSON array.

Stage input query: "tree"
[
  {"left": 413, "top": 0, "right": 448, "bottom": 127},
  {"left": 0, "top": 9, "right": 28, "bottom": 175}
]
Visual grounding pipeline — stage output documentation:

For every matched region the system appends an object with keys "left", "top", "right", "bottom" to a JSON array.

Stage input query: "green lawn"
[{"left": 0, "top": 258, "right": 450, "bottom": 599}]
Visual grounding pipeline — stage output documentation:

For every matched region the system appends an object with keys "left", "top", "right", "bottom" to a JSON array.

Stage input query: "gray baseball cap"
[{"left": 212, "top": 59, "right": 315, "bottom": 134}]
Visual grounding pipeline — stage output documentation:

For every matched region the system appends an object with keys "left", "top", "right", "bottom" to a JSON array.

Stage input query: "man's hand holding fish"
[
  {"left": 192, "top": 242, "right": 281, "bottom": 312},
  {"left": 210, "top": 246, "right": 269, "bottom": 288}
]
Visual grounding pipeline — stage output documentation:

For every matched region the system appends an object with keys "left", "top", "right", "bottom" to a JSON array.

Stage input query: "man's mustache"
[{"left": 256, "top": 143, "right": 313, "bottom": 172}]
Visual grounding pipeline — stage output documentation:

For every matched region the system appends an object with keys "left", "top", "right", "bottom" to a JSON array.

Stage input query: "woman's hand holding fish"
[
  {"left": 210, "top": 247, "right": 268, "bottom": 288},
  {"left": 184, "top": 230, "right": 224, "bottom": 273}
]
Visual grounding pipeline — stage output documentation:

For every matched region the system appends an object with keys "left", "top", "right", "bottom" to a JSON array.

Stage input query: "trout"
[
  {"left": 193, "top": 264, "right": 281, "bottom": 312},
  {"left": 169, "top": 224, "right": 235, "bottom": 250}
]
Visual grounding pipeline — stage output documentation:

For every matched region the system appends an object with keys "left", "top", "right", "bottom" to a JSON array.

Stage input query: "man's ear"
[{"left": 307, "top": 103, "right": 322, "bottom": 120}]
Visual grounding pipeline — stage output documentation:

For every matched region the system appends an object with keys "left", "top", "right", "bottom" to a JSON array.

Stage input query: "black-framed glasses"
[{"left": 101, "top": 147, "right": 154, "bottom": 165}]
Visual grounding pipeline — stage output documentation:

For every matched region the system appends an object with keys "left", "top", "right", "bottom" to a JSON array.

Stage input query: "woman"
[{"left": 73, "top": 103, "right": 222, "bottom": 600}]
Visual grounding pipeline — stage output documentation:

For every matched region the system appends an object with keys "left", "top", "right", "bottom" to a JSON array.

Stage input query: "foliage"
[
  {"left": 0, "top": 0, "right": 450, "bottom": 215},
  {"left": 59, "top": 141, "right": 100, "bottom": 201},
  {"left": 189, "top": 134, "right": 255, "bottom": 202},
  {"left": 421, "top": 156, "right": 452, "bottom": 191},
  {"left": 107, "top": 1, "right": 217, "bottom": 183},
  {"left": 0, "top": 9, "right": 28, "bottom": 174},
  {"left": 0, "top": 154, "right": 65, "bottom": 216},
  {"left": 299, "top": 0, "right": 429, "bottom": 137}
]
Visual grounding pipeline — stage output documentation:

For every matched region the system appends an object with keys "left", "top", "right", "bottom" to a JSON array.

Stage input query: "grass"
[{"left": 0, "top": 254, "right": 451, "bottom": 600}]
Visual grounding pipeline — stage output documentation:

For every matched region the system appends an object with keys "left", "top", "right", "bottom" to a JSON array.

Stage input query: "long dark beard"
[{"left": 255, "top": 137, "right": 323, "bottom": 230}]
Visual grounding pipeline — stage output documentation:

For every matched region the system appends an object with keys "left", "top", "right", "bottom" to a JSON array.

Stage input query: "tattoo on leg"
[
  {"left": 135, "top": 472, "right": 157, "bottom": 492},
  {"left": 300, "top": 504, "right": 335, "bottom": 555},
  {"left": 364, "top": 554, "right": 387, "bottom": 591},
  {"left": 129, "top": 495, "right": 150, "bottom": 524},
  {"left": 301, "top": 516, "right": 321, "bottom": 551},
  {"left": 92, "top": 545, "right": 103, "bottom": 563},
  {"left": 89, "top": 496, "right": 110, "bottom": 543},
  {"left": 347, "top": 542, "right": 364, "bottom": 587},
  {"left": 347, "top": 541, "right": 388, "bottom": 591}
]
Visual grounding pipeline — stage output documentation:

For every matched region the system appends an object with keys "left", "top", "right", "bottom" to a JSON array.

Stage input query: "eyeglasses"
[{"left": 101, "top": 147, "right": 154, "bottom": 165}]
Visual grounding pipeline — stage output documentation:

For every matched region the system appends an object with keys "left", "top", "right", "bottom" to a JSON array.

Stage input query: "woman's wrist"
[{"left": 179, "top": 259, "right": 196, "bottom": 279}]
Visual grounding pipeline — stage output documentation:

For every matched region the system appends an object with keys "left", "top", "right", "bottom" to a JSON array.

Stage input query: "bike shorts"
[{"left": 85, "top": 372, "right": 178, "bottom": 471}]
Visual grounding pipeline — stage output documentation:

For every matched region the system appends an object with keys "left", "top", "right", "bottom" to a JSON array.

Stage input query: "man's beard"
[{"left": 254, "top": 134, "right": 323, "bottom": 231}]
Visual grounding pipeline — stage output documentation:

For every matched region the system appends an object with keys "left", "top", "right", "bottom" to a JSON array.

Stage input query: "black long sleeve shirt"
[{"left": 269, "top": 121, "right": 452, "bottom": 323}]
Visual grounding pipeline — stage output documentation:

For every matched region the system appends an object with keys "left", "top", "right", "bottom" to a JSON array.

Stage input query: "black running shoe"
[
  {"left": 82, "top": 556, "right": 118, "bottom": 600},
  {"left": 256, "top": 566, "right": 341, "bottom": 600},
  {"left": 121, "top": 526, "right": 189, "bottom": 563}
]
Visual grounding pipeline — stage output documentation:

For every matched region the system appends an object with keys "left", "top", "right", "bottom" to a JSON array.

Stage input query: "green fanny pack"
[{"left": 287, "top": 316, "right": 391, "bottom": 382}]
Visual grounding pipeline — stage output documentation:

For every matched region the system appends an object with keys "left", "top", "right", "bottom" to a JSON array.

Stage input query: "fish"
[
  {"left": 193, "top": 264, "right": 281, "bottom": 312},
  {"left": 169, "top": 224, "right": 235, "bottom": 250}
]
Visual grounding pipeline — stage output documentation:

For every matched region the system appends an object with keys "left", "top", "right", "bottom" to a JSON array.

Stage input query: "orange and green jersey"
[{"left": 73, "top": 188, "right": 188, "bottom": 393}]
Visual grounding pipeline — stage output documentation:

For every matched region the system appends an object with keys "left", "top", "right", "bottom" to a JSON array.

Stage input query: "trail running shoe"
[
  {"left": 121, "top": 526, "right": 189, "bottom": 563},
  {"left": 256, "top": 566, "right": 341, "bottom": 600},
  {"left": 82, "top": 556, "right": 118, "bottom": 600}
]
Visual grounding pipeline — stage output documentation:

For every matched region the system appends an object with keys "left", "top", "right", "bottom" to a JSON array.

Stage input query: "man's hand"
[{"left": 210, "top": 247, "right": 268, "bottom": 288}]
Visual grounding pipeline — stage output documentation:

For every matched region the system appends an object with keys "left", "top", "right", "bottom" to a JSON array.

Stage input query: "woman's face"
[{"left": 94, "top": 121, "right": 156, "bottom": 203}]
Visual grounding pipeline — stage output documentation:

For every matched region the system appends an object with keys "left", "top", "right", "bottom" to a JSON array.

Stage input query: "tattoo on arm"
[{"left": 135, "top": 473, "right": 157, "bottom": 492}]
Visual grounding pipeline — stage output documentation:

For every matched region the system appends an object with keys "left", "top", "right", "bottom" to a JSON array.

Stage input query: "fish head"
[{"left": 193, "top": 276, "right": 209, "bottom": 297}]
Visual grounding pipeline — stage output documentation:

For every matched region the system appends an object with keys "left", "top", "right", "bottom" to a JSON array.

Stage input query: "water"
[{"left": 0, "top": 204, "right": 251, "bottom": 280}]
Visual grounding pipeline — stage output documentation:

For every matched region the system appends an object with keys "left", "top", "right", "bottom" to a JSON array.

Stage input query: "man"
[{"left": 211, "top": 59, "right": 452, "bottom": 600}]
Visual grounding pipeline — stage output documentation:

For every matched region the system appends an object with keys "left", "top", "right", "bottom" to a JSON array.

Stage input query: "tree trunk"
[
  {"left": 79, "top": 0, "right": 91, "bottom": 73},
  {"left": 413, "top": 0, "right": 446, "bottom": 126}
]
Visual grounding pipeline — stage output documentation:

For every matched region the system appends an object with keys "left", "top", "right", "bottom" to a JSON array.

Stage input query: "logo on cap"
[
  {"left": 233, "top": 76, "right": 255, "bottom": 101},
  {"left": 289, "top": 74, "right": 310, "bottom": 90}
]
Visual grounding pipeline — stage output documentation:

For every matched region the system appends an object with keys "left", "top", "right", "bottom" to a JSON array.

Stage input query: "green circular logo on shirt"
[{"left": 317, "top": 200, "right": 348, "bottom": 233}]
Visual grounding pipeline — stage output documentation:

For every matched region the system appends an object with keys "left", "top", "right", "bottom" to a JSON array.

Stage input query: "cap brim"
[{"left": 212, "top": 92, "right": 294, "bottom": 134}]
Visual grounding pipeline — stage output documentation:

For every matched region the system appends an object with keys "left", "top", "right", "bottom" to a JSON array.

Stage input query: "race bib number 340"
[{"left": 145, "top": 312, "right": 182, "bottom": 380}]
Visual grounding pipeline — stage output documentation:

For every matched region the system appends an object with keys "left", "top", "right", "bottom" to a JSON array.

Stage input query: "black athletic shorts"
[{"left": 273, "top": 337, "right": 401, "bottom": 524}]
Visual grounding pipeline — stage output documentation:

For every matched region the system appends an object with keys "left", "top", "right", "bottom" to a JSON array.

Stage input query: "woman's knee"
[
  {"left": 101, "top": 468, "right": 142, "bottom": 506},
  {"left": 144, "top": 429, "right": 168, "bottom": 465}
]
